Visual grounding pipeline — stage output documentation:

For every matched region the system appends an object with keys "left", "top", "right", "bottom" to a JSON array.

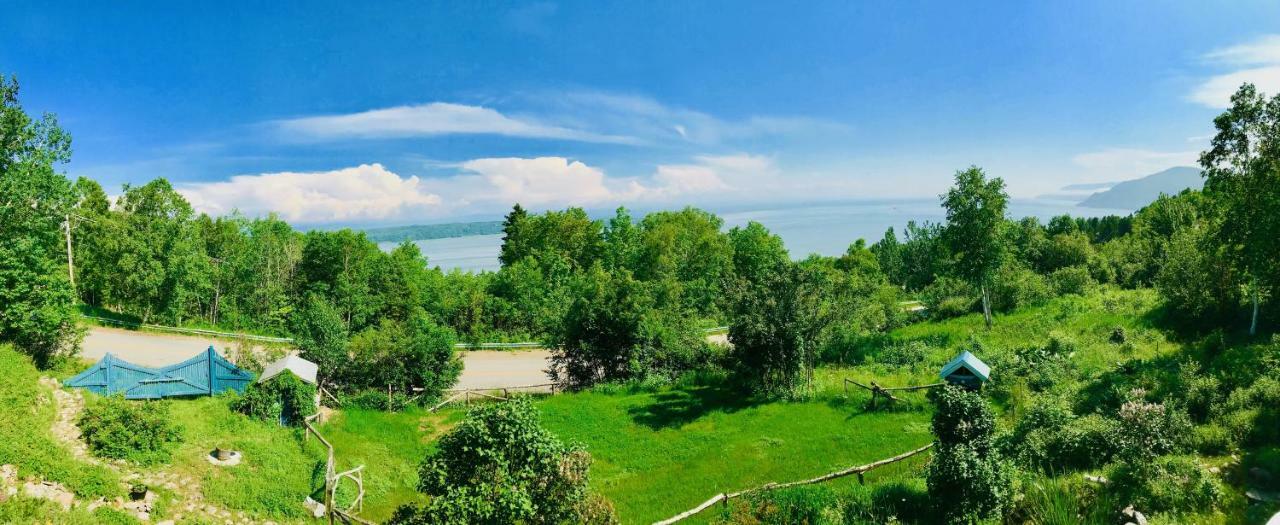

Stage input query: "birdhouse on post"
[{"left": 939, "top": 351, "right": 990, "bottom": 390}]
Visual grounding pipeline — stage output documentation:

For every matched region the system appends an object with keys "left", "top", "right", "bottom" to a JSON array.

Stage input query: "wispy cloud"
[
  {"left": 1191, "top": 34, "right": 1280, "bottom": 108},
  {"left": 272, "top": 102, "right": 636, "bottom": 144}
]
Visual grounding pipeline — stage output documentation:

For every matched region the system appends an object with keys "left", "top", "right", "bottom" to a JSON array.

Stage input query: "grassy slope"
[{"left": 0, "top": 345, "right": 121, "bottom": 499}]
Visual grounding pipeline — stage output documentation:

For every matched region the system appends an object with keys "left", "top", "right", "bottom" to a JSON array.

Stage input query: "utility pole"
[{"left": 64, "top": 214, "right": 76, "bottom": 295}]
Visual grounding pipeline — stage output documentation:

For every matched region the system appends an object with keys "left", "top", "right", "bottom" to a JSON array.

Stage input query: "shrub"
[
  {"left": 920, "top": 277, "right": 976, "bottom": 319},
  {"left": 1113, "top": 397, "right": 1192, "bottom": 462},
  {"left": 391, "top": 396, "right": 616, "bottom": 525},
  {"left": 1107, "top": 456, "right": 1222, "bottom": 514},
  {"left": 1004, "top": 400, "right": 1117, "bottom": 471},
  {"left": 926, "top": 386, "right": 1012, "bottom": 523},
  {"left": 347, "top": 314, "right": 462, "bottom": 403},
  {"left": 78, "top": 395, "right": 182, "bottom": 465},
  {"left": 875, "top": 340, "right": 930, "bottom": 368},
  {"left": 1192, "top": 424, "right": 1234, "bottom": 455},
  {"left": 990, "top": 263, "right": 1054, "bottom": 312},
  {"left": 341, "top": 389, "right": 411, "bottom": 411},
  {"left": 1049, "top": 265, "right": 1096, "bottom": 296},
  {"left": 233, "top": 373, "right": 317, "bottom": 425}
]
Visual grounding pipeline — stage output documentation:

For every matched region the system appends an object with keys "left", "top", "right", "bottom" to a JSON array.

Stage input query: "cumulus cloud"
[
  {"left": 273, "top": 102, "right": 634, "bottom": 143},
  {"left": 454, "top": 157, "right": 619, "bottom": 206},
  {"left": 1191, "top": 35, "right": 1280, "bottom": 108},
  {"left": 1072, "top": 148, "right": 1198, "bottom": 179},
  {"left": 179, "top": 163, "right": 442, "bottom": 223}
]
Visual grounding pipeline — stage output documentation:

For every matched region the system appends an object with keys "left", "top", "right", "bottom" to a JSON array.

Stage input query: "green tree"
[
  {"left": 941, "top": 166, "right": 1009, "bottom": 328},
  {"left": 602, "top": 206, "right": 641, "bottom": 272},
  {"left": 347, "top": 314, "right": 461, "bottom": 398},
  {"left": 550, "top": 265, "right": 704, "bottom": 389},
  {"left": 497, "top": 203, "right": 529, "bottom": 267},
  {"left": 728, "top": 260, "right": 833, "bottom": 396},
  {"left": 290, "top": 294, "right": 348, "bottom": 387},
  {"left": 870, "top": 227, "right": 905, "bottom": 286},
  {"left": 635, "top": 207, "right": 733, "bottom": 316},
  {"left": 0, "top": 75, "right": 82, "bottom": 365},
  {"left": 727, "top": 221, "right": 789, "bottom": 287},
  {"left": 392, "top": 397, "right": 614, "bottom": 525},
  {"left": 1199, "top": 83, "right": 1280, "bottom": 335},
  {"left": 110, "top": 179, "right": 210, "bottom": 324}
]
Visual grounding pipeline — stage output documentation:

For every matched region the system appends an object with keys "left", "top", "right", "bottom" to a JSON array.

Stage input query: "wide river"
[{"left": 380, "top": 199, "right": 1133, "bottom": 273}]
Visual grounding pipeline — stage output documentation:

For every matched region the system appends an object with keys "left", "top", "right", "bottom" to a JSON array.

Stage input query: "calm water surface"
[{"left": 381, "top": 200, "right": 1132, "bottom": 273}]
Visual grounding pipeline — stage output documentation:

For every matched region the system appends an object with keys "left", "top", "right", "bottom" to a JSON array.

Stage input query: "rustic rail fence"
[
  {"left": 843, "top": 378, "right": 945, "bottom": 409},
  {"left": 303, "top": 413, "right": 366, "bottom": 525},
  {"left": 652, "top": 442, "right": 934, "bottom": 525}
]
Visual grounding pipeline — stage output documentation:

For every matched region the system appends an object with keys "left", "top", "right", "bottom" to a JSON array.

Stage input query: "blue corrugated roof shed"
[
  {"left": 66, "top": 346, "right": 252, "bottom": 399},
  {"left": 939, "top": 351, "right": 991, "bottom": 384}
]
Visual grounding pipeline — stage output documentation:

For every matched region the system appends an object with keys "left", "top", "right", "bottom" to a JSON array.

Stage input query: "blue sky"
[{"left": 4, "top": 1, "right": 1280, "bottom": 224}]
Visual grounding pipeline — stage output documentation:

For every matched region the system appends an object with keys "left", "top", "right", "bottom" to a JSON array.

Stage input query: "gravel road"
[{"left": 80, "top": 325, "right": 554, "bottom": 390}]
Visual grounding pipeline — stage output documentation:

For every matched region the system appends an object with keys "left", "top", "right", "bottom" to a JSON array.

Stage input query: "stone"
[
  {"left": 304, "top": 496, "right": 326, "bottom": 518},
  {"left": 1121, "top": 505, "right": 1149, "bottom": 525}
]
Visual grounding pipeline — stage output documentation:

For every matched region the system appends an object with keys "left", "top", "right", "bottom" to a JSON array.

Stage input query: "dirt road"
[{"left": 80, "top": 325, "right": 554, "bottom": 389}]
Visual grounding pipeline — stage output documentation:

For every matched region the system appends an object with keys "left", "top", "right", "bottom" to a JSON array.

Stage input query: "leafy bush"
[
  {"left": 1107, "top": 456, "right": 1222, "bottom": 514},
  {"left": 920, "top": 276, "right": 976, "bottom": 319},
  {"left": 1192, "top": 424, "right": 1233, "bottom": 455},
  {"left": 1003, "top": 399, "right": 1117, "bottom": 471},
  {"left": 233, "top": 372, "right": 317, "bottom": 425},
  {"left": 341, "top": 389, "right": 412, "bottom": 411},
  {"left": 926, "top": 386, "right": 1012, "bottom": 523},
  {"left": 875, "top": 340, "right": 930, "bottom": 367},
  {"left": 989, "top": 263, "right": 1054, "bottom": 312},
  {"left": 78, "top": 395, "right": 182, "bottom": 465},
  {"left": 1049, "top": 265, "right": 1095, "bottom": 296},
  {"left": 391, "top": 396, "right": 616, "bottom": 525},
  {"left": 1113, "top": 396, "right": 1192, "bottom": 462},
  {"left": 1218, "top": 375, "right": 1280, "bottom": 446},
  {"left": 346, "top": 313, "right": 462, "bottom": 403}
]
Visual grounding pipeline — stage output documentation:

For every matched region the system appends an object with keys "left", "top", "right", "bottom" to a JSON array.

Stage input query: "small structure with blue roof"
[
  {"left": 939, "top": 351, "right": 990, "bottom": 390},
  {"left": 66, "top": 346, "right": 252, "bottom": 399}
]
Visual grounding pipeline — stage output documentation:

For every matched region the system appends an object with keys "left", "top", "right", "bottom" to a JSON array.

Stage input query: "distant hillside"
[
  {"left": 362, "top": 220, "right": 504, "bottom": 243},
  {"left": 1078, "top": 167, "right": 1203, "bottom": 209}
]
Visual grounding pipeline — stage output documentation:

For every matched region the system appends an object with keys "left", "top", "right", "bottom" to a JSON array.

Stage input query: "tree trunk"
[
  {"left": 1250, "top": 278, "right": 1260, "bottom": 336},
  {"left": 980, "top": 284, "right": 992, "bottom": 329}
]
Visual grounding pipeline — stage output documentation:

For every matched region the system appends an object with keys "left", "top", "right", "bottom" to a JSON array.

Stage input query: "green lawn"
[{"left": 538, "top": 380, "right": 933, "bottom": 524}]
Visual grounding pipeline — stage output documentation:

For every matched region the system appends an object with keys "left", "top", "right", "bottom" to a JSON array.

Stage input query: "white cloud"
[
  {"left": 179, "top": 163, "right": 442, "bottom": 223},
  {"left": 273, "top": 102, "right": 634, "bottom": 143},
  {"left": 454, "top": 157, "right": 618, "bottom": 206},
  {"left": 1192, "top": 35, "right": 1280, "bottom": 108},
  {"left": 1072, "top": 148, "right": 1198, "bottom": 180}
]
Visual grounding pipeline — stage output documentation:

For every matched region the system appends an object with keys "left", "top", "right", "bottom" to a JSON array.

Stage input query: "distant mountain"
[
  {"left": 1078, "top": 167, "right": 1203, "bottom": 209},
  {"left": 1038, "top": 181, "right": 1117, "bottom": 203},
  {"left": 362, "top": 220, "right": 504, "bottom": 243}
]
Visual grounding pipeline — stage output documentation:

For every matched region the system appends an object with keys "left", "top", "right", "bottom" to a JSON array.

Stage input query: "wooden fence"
[
  {"left": 303, "top": 413, "right": 367, "bottom": 525},
  {"left": 652, "top": 443, "right": 934, "bottom": 525}
]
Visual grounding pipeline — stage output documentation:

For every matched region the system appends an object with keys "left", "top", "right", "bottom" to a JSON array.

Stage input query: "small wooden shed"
[
  {"left": 256, "top": 355, "right": 321, "bottom": 425},
  {"left": 939, "top": 351, "right": 990, "bottom": 390}
]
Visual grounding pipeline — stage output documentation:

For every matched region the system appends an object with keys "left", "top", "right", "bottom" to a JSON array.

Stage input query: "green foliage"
[
  {"left": 989, "top": 261, "right": 1054, "bottom": 312},
  {"left": 1048, "top": 265, "right": 1096, "bottom": 296},
  {"left": 920, "top": 276, "right": 977, "bottom": 319},
  {"left": 392, "top": 396, "right": 614, "bottom": 525},
  {"left": 78, "top": 395, "right": 183, "bottom": 465},
  {"left": 345, "top": 313, "right": 462, "bottom": 401},
  {"left": 926, "top": 386, "right": 1011, "bottom": 524},
  {"left": 1108, "top": 456, "right": 1222, "bottom": 514},
  {"left": 290, "top": 293, "right": 347, "bottom": 384},
  {"left": 728, "top": 260, "right": 835, "bottom": 396},
  {"left": 1113, "top": 397, "right": 1192, "bottom": 462},
  {"left": 0, "top": 75, "right": 82, "bottom": 366},
  {"left": 941, "top": 166, "right": 1010, "bottom": 327},
  {"left": 552, "top": 265, "right": 710, "bottom": 389},
  {"left": 233, "top": 373, "right": 316, "bottom": 425}
]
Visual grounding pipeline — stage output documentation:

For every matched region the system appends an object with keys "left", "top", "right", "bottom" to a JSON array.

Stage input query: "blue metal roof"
[
  {"left": 939, "top": 351, "right": 991, "bottom": 382},
  {"left": 66, "top": 347, "right": 252, "bottom": 399}
]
